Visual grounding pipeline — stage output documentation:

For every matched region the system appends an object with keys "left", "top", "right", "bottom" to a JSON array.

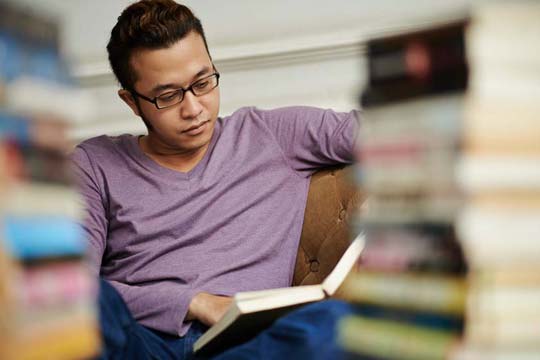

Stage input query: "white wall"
[{"left": 10, "top": 0, "right": 474, "bottom": 140}]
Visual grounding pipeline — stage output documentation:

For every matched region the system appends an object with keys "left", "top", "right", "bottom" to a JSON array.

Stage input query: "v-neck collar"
[{"left": 126, "top": 120, "right": 221, "bottom": 182}]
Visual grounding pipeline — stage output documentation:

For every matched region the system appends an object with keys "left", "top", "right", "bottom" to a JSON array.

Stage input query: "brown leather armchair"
[{"left": 293, "top": 166, "right": 362, "bottom": 286}]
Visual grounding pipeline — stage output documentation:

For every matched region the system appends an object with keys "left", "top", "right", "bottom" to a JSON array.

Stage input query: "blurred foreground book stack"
[
  {"left": 0, "top": 3, "right": 99, "bottom": 359},
  {"left": 453, "top": 3, "right": 540, "bottom": 359},
  {"left": 338, "top": 21, "right": 469, "bottom": 359}
]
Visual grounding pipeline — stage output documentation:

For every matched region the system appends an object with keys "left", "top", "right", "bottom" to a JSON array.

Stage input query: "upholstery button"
[
  {"left": 310, "top": 260, "right": 320, "bottom": 272},
  {"left": 338, "top": 208, "right": 347, "bottom": 221}
]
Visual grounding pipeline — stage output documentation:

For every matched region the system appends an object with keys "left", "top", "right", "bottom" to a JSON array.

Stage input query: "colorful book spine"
[
  {"left": 2, "top": 216, "right": 85, "bottom": 260},
  {"left": 14, "top": 262, "right": 95, "bottom": 308}
]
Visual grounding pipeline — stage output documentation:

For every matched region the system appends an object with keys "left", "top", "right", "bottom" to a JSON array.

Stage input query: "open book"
[{"left": 193, "top": 234, "right": 365, "bottom": 355}]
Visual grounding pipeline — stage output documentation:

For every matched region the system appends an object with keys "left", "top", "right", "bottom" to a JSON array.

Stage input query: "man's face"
[{"left": 122, "top": 31, "right": 220, "bottom": 154}]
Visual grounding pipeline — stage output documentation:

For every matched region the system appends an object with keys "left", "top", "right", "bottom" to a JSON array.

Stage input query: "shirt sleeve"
[
  {"left": 106, "top": 279, "right": 197, "bottom": 336},
  {"left": 70, "top": 144, "right": 197, "bottom": 336},
  {"left": 70, "top": 145, "right": 108, "bottom": 277},
  {"left": 259, "top": 106, "right": 359, "bottom": 176}
]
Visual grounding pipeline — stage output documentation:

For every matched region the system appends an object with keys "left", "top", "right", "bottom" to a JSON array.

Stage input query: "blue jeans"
[{"left": 97, "top": 279, "right": 354, "bottom": 359}]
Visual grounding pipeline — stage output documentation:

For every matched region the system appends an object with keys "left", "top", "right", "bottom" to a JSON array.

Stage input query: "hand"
[{"left": 187, "top": 292, "right": 233, "bottom": 327}]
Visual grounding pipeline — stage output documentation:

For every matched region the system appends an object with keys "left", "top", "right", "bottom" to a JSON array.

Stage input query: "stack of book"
[
  {"left": 453, "top": 3, "right": 540, "bottom": 359},
  {"left": 0, "top": 3, "right": 100, "bottom": 359},
  {"left": 338, "top": 21, "right": 470, "bottom": 359}
]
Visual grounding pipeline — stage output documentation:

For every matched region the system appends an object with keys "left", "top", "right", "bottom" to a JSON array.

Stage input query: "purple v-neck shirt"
[{"left": 71, "top": 106, "right": 357, "bottom": 336}]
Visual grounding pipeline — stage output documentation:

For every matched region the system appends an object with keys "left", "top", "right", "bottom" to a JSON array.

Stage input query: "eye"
[
  {"left": 158, "top": 91, "right": 179, "bottom": 102},
  {"left": 193, "top": 80, "right": 209, "bottom": 90}
]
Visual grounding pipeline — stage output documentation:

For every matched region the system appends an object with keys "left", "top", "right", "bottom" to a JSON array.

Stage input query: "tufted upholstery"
[{"left": 292, "top": 166, "right": 363, "bottom": 287}]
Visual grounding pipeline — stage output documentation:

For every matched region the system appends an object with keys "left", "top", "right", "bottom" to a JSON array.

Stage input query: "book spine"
[
  {"left": 356, "top": 192, "right": 461, "bottom": 225},
  {"left": 465, "top": 320, "right": 540, "bottom": 347},
  {"left": 339, "top": 316, "right": 460, "bottom": 360},
  {"left": 0, "top": 3, "right": 66, "bottom": 86},
  {"left": 361, "top": 22, "right": 468, "bottom": 107},
  {"left": 3, "top": 182, "right": 83, "bottom": 218},
  {"left": 358, "top": 224, "right": 466, "bottom": 275},
  {"left": 1, "top": 112, "right": 30, "bottom": 145},
  {"left": 342, "top": 272, "right": 467, "bottom": 315},
  {"left": 13, "top": 300, "right": 96, "bottom": 329},
  {"left": 2, "top": 216, "right": 85, "bottom": 260},
  {"left": 14, "top": 262, "right": 94, "bottom": 309},
  {"left": 353, "top": 303, "right": 464, "bottom": 332},
  {"left": 0, "top": 137, "right": 74, "bottom": 185},
  {"left": 0, "top": 111, "right": 70, "bottom": 153},
  {"left": 6, "top": 319, "right": 100, "bottom": 360},
  {"left": 457, "top": 205, "right": 540, "bottom": 267},
  {"left": 18, "top": 145, "right": 73, "bottom": 184}
]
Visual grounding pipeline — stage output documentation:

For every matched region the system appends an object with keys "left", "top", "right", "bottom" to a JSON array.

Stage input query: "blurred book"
[
  {"left": 353, "top": 303, "right": 464, "bottom": 332},
  {"left": 14, "top": 262, "right": 94, "bottom": 308},
  {"left": 5, "top": 77, "right": 94, "bottom": 124},
  {"left": 357, "top": 224, "right": 466, "bottom": 274},
  {"left": 343, "top": 271, "right": 466, "bottom": 316},
  {"left": 0, "top": 111, "right": 72, "bottom": 153},
  {"left": 457, "top": 204, "right": 540, "bottom": 268},
  {"left": 339, "top": 316, "right": 460, "bottom": 360},
  {"left": 360, "top": 21, "right": 468, "bottom": 107}
]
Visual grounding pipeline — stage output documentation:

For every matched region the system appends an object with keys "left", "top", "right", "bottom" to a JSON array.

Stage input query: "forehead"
[{"left": 130, "top": 31, "right": 212, "bottom": 90}]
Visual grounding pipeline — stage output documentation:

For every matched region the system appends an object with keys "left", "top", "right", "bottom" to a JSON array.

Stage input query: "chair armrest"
[{"left": 292, "top": 165, "right": 363, "bottom": 287}]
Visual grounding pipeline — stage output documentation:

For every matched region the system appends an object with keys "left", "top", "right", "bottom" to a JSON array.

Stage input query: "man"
[{"left": 71, "top": 0, "right": 358, "bottom": 358}]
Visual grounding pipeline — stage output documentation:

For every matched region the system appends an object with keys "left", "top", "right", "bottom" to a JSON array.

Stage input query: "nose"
[{"left": 180, "top": 90, "right": 203, "bottom": 120}]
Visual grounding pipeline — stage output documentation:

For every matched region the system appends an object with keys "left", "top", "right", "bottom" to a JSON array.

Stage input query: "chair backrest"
[{"left": 292, "top": 165, "right": 363, "bottom": 286}]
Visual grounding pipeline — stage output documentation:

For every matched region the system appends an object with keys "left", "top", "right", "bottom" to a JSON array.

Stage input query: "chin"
[{"left": 180, "top": 129, "right": 213, "bottom": 151}]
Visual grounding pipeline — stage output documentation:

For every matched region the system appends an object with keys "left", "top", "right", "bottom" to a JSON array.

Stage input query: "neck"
[{"left": 139, "top": 135, "right": 209, "bottom": 173}]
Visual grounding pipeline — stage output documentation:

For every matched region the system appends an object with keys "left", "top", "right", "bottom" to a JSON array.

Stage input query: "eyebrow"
[{"left": 150, "top": 66, "right": 212, "bottom": 94}]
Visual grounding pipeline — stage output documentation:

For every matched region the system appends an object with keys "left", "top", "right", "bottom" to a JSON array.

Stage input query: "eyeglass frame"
[{"left": 128, "top": 72, "right": 220, "bottom": 110}]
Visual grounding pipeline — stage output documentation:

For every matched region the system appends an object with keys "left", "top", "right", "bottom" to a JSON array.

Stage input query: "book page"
[
  {"left": 237, "top": 286, "right": 325, "bottom": 313},
  {"left": 322, "top": 233, "right": 366, "bottom": 296},
  {"left": 234, "top": 285, "right": 321, "bottom": 302}
]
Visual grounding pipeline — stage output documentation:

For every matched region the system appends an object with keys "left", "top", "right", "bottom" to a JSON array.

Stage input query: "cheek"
[
  {"left": 150, "top": 112, "right": 180, "bottom": 133},
  {"left": 203, "top": 91, "right": 220, "bottom": 117}
]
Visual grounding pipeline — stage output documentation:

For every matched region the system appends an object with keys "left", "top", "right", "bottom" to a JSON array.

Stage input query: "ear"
[{"left": 118, "top": 89, "right": 141, "bottom": 117}]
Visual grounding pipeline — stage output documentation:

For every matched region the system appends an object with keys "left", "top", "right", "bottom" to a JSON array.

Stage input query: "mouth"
[{"left": 182, "top": 120, "right": 210, "bottom": 135}]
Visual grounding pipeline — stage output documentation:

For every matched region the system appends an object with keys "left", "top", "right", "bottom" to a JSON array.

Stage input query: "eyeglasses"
[{"left": 130, "top": 72, "right": 220, "bottom": 110}]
